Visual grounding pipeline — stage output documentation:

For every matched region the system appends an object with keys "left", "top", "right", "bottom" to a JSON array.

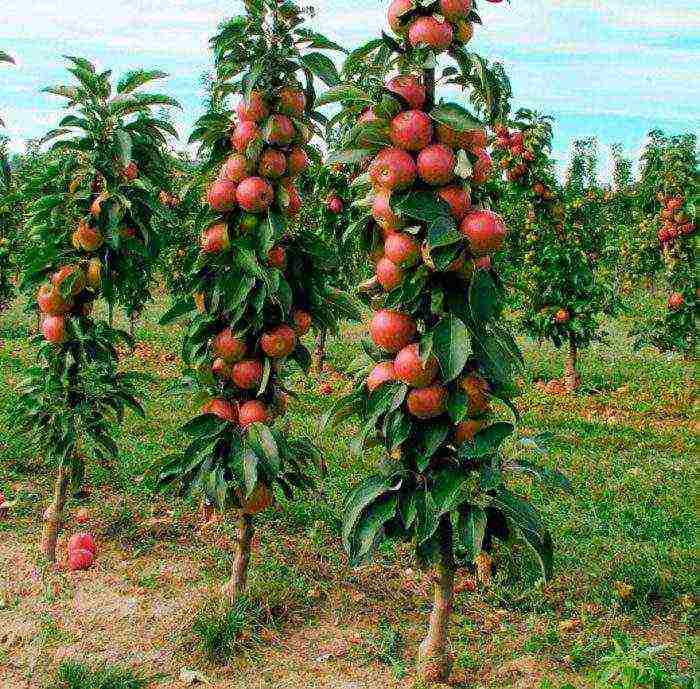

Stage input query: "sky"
[{"left": 1, "top": 0, "right": 698, "bottom": 179}]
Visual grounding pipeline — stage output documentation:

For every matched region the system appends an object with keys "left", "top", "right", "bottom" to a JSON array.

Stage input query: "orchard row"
[{"left": 0, "top": 0, "right": 696, "bottom": 683}]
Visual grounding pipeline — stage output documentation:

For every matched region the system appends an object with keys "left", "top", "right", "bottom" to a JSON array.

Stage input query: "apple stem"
[
  {"left": 41, "top": 465, "right": 71, "bottom": 563},
  {"left": 418, "top": 516, "right": 455, "bottom": 683},
  {"left": 224, "top": 512, "right": 254, "bottom": 604}
]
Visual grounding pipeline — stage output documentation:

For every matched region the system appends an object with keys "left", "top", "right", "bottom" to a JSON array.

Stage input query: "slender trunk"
[
  {"left": 128, "top": 313, "right": 136, "bottom": 338},
  {"left": 564, "top": 332, "right": 580, "bottom": 392},
  {"left": 40, "top": 465, "right": 71, "bottom": 563},
  {"left": 313, "top": 329, "right": 327, "bottom": 375},
  {"left": 222, "top": 513, "right": 254, "bottom": 604},
  {"left": 418, "top": 517, "right": 455, "bottom": 683}
]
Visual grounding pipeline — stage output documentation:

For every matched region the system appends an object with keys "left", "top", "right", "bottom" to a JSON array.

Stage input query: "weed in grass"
[
  {"left": 523, "top": 627, "right": 562, "bottom": 654},
  {"left": 372, "top": 620, "right": 407, "bottom": 679},
  {"left": 39, "top": 615, "right": 73, "bottom": 646},
  {"left": 191, "top": 597, "right": 265, "bottom": 663},
  {"left": 593, "top": 633, "right": 689, "bottom": 688},
  {"left": 50, "top": 660, "right": 147, "bottom": 689}
]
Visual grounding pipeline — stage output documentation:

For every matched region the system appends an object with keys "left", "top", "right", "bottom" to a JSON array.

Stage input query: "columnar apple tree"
[
  {"left": 323, "top": 2, "right": 567, "bottom": 682},
  {"left": 632, "top": 131, "right": 697, "bottom": 354},
  {"left": 13, "top": 58, "right": 179, "bottom": 562},
  {"left": 495, "top": 111, "right": 611, "bottom": 391},
  {"left": 156, "top": 0, "right": 353, "bottom": 601},
  {"left": 295, "top": 163, "right": 365, "bottom": 371}
]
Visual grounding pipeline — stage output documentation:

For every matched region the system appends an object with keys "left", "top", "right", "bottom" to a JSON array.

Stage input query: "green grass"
[
  {"left": 51, "top": 660, "right": 148, "bottom": 689},
  {"left": 0, "top": 287, "right": 695, "bottom": 685}
]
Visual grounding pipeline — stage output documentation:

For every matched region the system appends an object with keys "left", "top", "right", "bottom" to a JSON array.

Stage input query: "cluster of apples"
[
  {"left": 202, "top": 85, "right": 310, "bottom": 245},
  {"left": 366, "top": 309, "right": 492, "bottom": 443},
  {"left": 36, "top": 162, "right": 148, "bottom": 344},
  {"left": 36, "top": 220, "right": 106, "bottom": 344},
  {"left": 388, "top": 0, "right": 479, "bottom": 49},
  {"left": 198, "top": 309, "right": 308, "bottom": 431},
  {"left": 196, "top": 87, "right": 315, "bottom": 439},
  {"left": 493, "top": 125, "right": 545, "bottom": 187},
  {"left": 657, "top": 193, "right": 694, "bottom": 246},
  {"left": 363, "top": 72, "right": 503, "bottom": 293}
]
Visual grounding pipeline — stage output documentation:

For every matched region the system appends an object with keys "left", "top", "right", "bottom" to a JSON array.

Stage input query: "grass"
[
  {"left": 0, "top": 286, "right": 695, "bottom": 688},
  {"left": 51, "top": 660, "right": 148, "bottom": 689}
]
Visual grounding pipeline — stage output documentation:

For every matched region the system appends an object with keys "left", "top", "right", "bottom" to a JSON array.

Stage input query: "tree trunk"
[
  {"left": 40, "top": 465, "right": 71, "bottom": 563},
  {"left": 128, "top": 312, "right": 136, "bottom": 338},
  {"left": 417, "top": 517, "right": 455, "bottom": 683},
  {"left": 313, "top": 329, "right": 327, "bottom": 375},
  {"left": 564, "top": 333, "right": 580, "bottom": 392},
  {"left": 222, "top": 513, "right": 254, "bottom": 604}
]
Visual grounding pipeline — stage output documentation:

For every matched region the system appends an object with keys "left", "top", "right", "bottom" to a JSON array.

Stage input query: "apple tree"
[
  {"left": 322, "top": 3, "right": 568, "bottom": 682},
  {"left": 632, "top": 131, "right": 697, "bottom": 354},
  {"left": 155, "top": 0, "right": 357, "bottom": 601},
  {"left": 12, "top": 58, "right": 179, "bottom": 562},
  {"left": 495, "top": 111, "right": 613, "bottom": 391}
]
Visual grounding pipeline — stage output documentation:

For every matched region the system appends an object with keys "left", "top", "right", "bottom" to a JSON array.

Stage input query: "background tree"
[
  {"left": 11, "top": 58, "right": 179, "bottom": 562},
  {"left": 607, "top": 143, "right": 637, "bottom": 296},
  {"left": 631, "top": 132, "right": 697, "bottom": 354},
  {"left": 0, "top": 135, "right": 23, "bottom": 311},
  {"left": 294, "top": 162, "right": 366, "bottom": 372},
  {"left": 495, "top": 112, "right": 613, "bottom": 391},
  {"left": 323, "top": 3, "right": 568, "bottom": 682},
  {"left": 156, "top": 0, "right": 357, "bottom": 602}
]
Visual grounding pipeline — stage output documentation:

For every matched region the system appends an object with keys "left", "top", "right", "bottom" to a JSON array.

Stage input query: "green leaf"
[
  {"left": 115, "top": 129, "right": 133, "bottom": 166},
  {"left": 247, "top": 423, "right": 280, "bottom": 472},
  {"left": 347, "top": 493, "right": 399, "bottom": 566},
  {"left": 454, "top": 505, "right": 487, "bottom": 561},
  {"left": 117, "top": 69, "right": 168, "bottom": 94},
  {"left": 469, "top": 269, "right": 499, "bottom": 324},
  {"left": 395, "top": 190, "right": 452, "bottom": 225},
  {"left": 295, "top": 28, "right": 347, "bottom": 53},
  {"left": 431, "top": 467, "right": 473, "bottom": 514},
  {"left": 427, "top": 215, "right": 461, "bottom": 250},
  {"left": 430, "top": 102, "right": 483, "bottom": 133},
  {"left": 342, "top": 474, "right": 402, "bottom": 557},
  {"left": 432, "top": 315, "right": 470, "bottom": 382},
  {"left": 474, "top": 422, "right": 514, "bottom": 455},
  {"left": 315, "top": 83, "right": 368, "bottom": 107},
  {"left": 327, "top": 149, "right": 371, "bottom": 165},
  {"left": 182, "top": 413, "right": 226, "bottom": 438},
  {"left": 159, "top": 299, "right": 194, "bottom": 325},
  {"left": 367, "top": 381, "right": 407, "bottom": 422},
  {"left": 415, "top": 422, "right": 450, "bottom": 471},
  {"left": 299, "top": 52, "right": 341, "bottom": 87},
  {"left": 489, "top": 488, "right": 554, "bottom": 580},
  {"left": 446, "top": 389, "right": 469, "bottom": 423}
]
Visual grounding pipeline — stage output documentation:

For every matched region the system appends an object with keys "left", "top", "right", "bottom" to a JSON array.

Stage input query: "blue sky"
[{"left": 2, "top": 0, "right": 698, "bottom": 178}]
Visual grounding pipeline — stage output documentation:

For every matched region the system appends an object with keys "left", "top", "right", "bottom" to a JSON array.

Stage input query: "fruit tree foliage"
[
  {"left": 324, "top": 2, "right": 568, "bottom": 585},
  {"left": 12, "top": 58, "right": 179, "bottom": 491},
  {"left": 494, "top": 111, "right": 613, "bottom": 352},
  {"left": 156, "top": 1, "right": 359, "bottom": 514},
  {"left": 631, "top": 131, "right": 698, "bottom": 354}
]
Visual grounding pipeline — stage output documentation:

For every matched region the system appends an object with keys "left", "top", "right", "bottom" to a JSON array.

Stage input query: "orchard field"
[
  {"left": 0, "top": 290, "right": 695, "bottom": 689},
  {"left": 0, "top": 1, "right": 698, "bottom": 688}
]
